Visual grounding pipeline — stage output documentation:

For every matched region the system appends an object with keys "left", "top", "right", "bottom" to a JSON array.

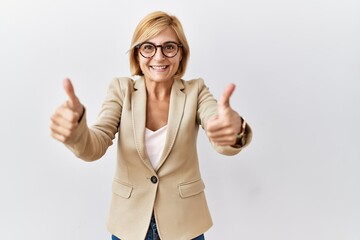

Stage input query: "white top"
[{"left": 145, "top": 125, "right": 167, "bottom": 169}]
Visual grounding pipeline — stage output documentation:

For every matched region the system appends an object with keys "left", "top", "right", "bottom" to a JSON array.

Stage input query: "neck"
[{"left": 145, "top": 78, "right": 173, "bottom": 100}]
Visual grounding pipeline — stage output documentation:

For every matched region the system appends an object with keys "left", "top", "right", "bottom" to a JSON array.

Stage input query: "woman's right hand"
[{"left": 50, "top": 78, "right": 84, "bottom": 143}]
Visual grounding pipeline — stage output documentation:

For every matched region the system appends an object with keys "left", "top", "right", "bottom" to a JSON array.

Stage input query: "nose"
[{"left": 153, "top": 46, "right": 166, "bottom": 60}]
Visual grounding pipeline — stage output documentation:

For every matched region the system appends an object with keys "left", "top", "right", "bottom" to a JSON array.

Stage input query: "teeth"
[{"left": 152, "top": 65, "right": 167, "bottom": 69}]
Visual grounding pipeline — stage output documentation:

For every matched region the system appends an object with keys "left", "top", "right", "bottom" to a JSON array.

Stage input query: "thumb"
[
  {"left": 63, "top": 78, "right": 79, "bottom": 108},
  {"left": 218, "top": 83, "right": 235, "bottom": 114}
]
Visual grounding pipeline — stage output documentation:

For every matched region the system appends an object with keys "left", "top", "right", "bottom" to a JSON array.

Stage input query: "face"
[{"left": 138, "top": 27, "right": 182, "bottom": 84}]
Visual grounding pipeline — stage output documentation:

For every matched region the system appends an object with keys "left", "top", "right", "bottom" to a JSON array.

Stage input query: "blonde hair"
[{"left": 129, "top": 11, "right": 190, "bottom": 80}]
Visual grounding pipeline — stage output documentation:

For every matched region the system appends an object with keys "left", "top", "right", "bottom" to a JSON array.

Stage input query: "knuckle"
[
  {"left": 67, "top": 112, "right": 78, "bottom": 123},
  {"left": 69, "top": 123, "right": 78, "bottom": 131},
  {"left": 61, "top": 134, "right": 72, "bottom": 143},
  {"left": 229, "top": 129, "right": 237, "bottom": 136}
]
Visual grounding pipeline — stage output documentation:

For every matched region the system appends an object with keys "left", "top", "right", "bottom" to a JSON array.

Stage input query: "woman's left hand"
[{"left": 206, "top": 83, "right": 242, "bottom": 146}]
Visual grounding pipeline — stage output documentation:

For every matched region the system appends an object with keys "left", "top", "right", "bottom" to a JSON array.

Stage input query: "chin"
[
  {"left": 146, "top": 73, "right": 173, "bottom": 82},
  {"left": 151, "top": 77, "right": 172, "bottom": 83}
]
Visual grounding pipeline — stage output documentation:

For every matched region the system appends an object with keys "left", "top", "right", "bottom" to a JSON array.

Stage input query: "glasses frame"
[{"left": 135, "top": 41, "right": 183, "bottom": 58}]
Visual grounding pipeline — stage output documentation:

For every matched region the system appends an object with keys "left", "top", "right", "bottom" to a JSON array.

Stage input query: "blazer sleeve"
[
  {"left": 196, "top": 78, "right": 252, "bottom": 156},
  {"left": 64, "top": 77, "right": 126, "bottom": 161}
]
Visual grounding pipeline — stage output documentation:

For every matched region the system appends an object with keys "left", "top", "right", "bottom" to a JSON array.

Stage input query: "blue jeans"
[{"left": 111, "top": 214, "right": 205, "bottom": 240}]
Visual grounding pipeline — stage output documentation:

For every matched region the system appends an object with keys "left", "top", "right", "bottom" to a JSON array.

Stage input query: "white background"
[{"left": 1, "top": 0, "right": 360, "bottom": 239}]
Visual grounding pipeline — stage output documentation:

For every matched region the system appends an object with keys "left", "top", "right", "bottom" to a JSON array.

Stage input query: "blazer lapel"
[
  {"left": 156, "top": 79, "right": 186, "bottom": 171},
  {"left": 131, "top": 77, "right": 153, "bottom": 170}
]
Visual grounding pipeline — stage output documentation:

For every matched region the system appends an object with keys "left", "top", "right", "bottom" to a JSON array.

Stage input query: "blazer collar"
[
  {"left": 131, "top": 77, "right": 186, "bottom": 172},
  {"left": 132, "top": 77, "right": 148, "bottom": 169},
  {"left": 157, "top": 79, "right": 185, "bottom": 171}
]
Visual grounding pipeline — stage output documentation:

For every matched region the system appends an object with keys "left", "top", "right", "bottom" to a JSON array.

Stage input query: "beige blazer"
[{"left": 66, "top": 77, "right": 252, "bottom": 240}]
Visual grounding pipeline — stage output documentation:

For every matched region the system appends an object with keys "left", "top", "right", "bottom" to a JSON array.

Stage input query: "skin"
[
  {"left": 50, "top": 27, "right": 242, "bottom": 146},
  {"left": 206, "top": 83, "right": 242, "bottom": 146},
  {"left": 50, "top": 78, "right": 84, "bottom": 143},
  {"left": 139, "top": 27, "right": 181, "bottom": 131}
]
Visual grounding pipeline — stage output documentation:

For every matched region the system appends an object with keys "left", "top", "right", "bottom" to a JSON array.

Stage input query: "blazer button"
[{"left": 150, "top": 176, "right": 158, "bottom": 184}]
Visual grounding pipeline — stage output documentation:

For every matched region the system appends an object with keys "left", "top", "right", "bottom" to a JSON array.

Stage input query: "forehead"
[{"left": 147, "top": 27, "right": 179, "bottom": 44}]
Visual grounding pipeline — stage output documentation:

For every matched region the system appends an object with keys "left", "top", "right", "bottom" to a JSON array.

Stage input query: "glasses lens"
[
  {"left": 162, "top": 43, "right": 178, "bottom": 57},
  {"left": 140, "top": 43, "right": 156, "bottom": 57},
  {"left": 138, "top": 42, "right": 180, "bottom": 58}
]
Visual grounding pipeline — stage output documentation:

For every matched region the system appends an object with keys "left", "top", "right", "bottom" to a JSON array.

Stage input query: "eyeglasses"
[{"left": 135, "top": 41, "right": 183, "bottom": 58}]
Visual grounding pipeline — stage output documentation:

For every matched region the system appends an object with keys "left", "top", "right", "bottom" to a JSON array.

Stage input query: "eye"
[
  {"left": 142, "top": 44, "right": 155, "bottom": 52},
  {"left": 163, "top": 43, "right": 176, "bottom": 52}
]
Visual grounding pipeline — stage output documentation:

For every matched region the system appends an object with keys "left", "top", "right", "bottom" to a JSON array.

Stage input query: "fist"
[
  {"left": 50, "top": 78, "right": 84, "bottom": 143},
  {"left": 206, "top": 83, "right": 242, "bottom": 146}
]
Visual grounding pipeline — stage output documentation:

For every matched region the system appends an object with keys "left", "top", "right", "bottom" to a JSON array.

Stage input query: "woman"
[{"left": 50, "top": 11, "right": 252, "bottom": 240}]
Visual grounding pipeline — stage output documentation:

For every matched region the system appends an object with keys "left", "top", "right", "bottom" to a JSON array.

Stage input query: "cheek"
[
  {"left": 174, "top": 58, "right": 181, "bottom": 70},
  {"left": 137, "top": 59, "right": 149, "bottom": 75},
  {"left": 139, "top": 57, "right": 148, "bottom": 69}
]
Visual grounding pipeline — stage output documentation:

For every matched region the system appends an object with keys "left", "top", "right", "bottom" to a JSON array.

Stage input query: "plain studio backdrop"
[{"left": 1, "top": 0, "right": 359, "bottom": 239}]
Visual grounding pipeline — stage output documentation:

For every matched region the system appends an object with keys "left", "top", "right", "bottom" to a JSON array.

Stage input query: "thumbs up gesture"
[
  {"left": 206, "top": 83, "right": 242, "bottom": 146},
  {"left": 50, "top": 78, "right": 84, "bottom": 143}
]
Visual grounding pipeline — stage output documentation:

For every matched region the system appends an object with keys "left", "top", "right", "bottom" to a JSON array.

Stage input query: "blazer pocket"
[
  {"left": 178, "top": 178, "right": 205, "bottom": 198},
  {"left": 112, "top": 179, "right": 133, "bottom": 199}
]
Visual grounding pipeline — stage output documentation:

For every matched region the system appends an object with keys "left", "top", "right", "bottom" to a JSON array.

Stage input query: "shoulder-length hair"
[{"left": 129, "top": 11, "right": 190, "bottom": 80}]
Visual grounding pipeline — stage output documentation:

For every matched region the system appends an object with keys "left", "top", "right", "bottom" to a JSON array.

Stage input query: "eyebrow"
[{"left": 143, "top": 40, "right": 180, "bottom": 45}]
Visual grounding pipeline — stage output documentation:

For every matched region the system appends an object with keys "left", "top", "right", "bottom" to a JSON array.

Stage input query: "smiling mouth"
[{"left": 151, "top": 65, "right": 168, "bottom": 70}]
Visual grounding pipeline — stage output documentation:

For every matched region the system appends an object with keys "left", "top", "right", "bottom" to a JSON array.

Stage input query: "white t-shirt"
[{"left": 145, "top": 125, "right": 167, "bottom": 169}]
